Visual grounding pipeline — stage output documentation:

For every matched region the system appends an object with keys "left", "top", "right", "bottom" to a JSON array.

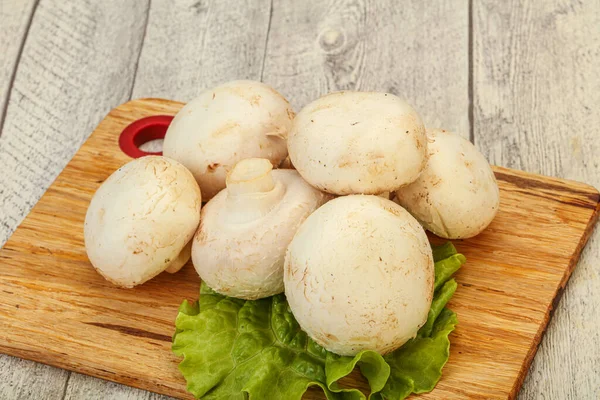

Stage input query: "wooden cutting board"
[{"left": 0, "top": 98, "right": 598, "bottom": 400}]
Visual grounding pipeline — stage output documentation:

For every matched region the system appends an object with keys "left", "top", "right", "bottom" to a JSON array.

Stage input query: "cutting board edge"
[
  {"left": 0, "top": 342, "right": 187, "bottom": 399},
  {"left": 510, "top": 198, "right": 600, "bottom": 398}
]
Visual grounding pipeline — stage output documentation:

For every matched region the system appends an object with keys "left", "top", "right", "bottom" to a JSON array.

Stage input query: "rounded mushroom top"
[
  {"left": 395, "top": 129, "right": 500, "bottom": 239},
  {"left": 163, "top": 80, "right": 294, "bottom": 200},
  {"left": 287, "top": 91, "right": 428, "bottom": 195},
  {"left": 84, "top": 156, "right": 201, "bottom": 288},
  {"left": 284, "top": 195, "right": 434, "bottom": 356},
  {"left": 192, "top": 158, "right": 331, "bottom": 300}
]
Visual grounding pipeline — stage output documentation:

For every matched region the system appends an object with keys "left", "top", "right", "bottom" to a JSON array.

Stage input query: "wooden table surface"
[{"left": 0, "top": 1, "right": 598, "bottom": 399}]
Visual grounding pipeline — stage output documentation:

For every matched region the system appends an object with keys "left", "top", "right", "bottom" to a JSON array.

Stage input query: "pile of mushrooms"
[{"left": 84, "top": 81, "right": 499, "bottom": 356}]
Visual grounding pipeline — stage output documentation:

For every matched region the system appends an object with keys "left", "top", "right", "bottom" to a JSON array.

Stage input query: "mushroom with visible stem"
[
  {"left": 192, "top": 158, "right": 331, "bottom": 300},
  {"left": 287, "top": 91, "right": 428, "bottom": 195},
  {"left": 163, "top": 80, "right": 295, "bottom": 201},
  {"left": 84, "top": 156, "right": 201, "bottom": 287},
  {"left": 395, "top": 129, "right": 500, "bottom": 239},
  {"left": 284, "top": 195, "right": 434, "bottom": 356}
]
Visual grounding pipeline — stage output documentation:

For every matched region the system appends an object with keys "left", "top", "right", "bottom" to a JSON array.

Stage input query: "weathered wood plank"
[
  {"left": 0, "top": 0, "right": 151, "bottom": 399},
  {"left": 131, "top": 0, "right": 271, "bottom": 101},
  {"left": 0, "top": 3, "right": 67, "bottom": 397},
  {"left": 0, "top": 0, "right": 149, "bottom": 245},
  {"left": 262, "top": 0, "right": 470, "bottom": 136},
  {"left": 64, "top": 373, "right": 170, "bottom": 400},
  {"left": 0, "top": 0, "right": 38, "bottom": 134},
  {"left": 0, "top": 356, "right": 69, "bottom": 400},
  {"left": 473, "top": 1, "right": 600, "bottom": 398}
]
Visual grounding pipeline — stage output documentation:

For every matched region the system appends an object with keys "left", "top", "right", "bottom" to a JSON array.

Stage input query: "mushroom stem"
[
  {"left": 227, "top": 158, "right": 275, "bottom": 195},
  {"left": 165, "top": 240, "right": 192, "bottom": 273},
  {"left": 225, "top": 158, "right": 285, "bottom": 223}
]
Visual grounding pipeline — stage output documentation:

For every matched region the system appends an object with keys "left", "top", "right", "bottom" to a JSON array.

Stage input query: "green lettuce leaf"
[
  {"left": 173, "top": 284, "right": 365, "bottom": 399},
  {"left": 173, "top": 243, "right": 465, "bottom": 399}
]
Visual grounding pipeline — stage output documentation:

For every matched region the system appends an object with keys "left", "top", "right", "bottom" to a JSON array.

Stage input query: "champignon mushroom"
[
  {"left": 84, "top": 156, "right": 201, "bottom": 287},
  {"left": 395, "top": 129, "right": 500, "bottom": 239},
  {"left": 287, "top": 91, "right": 428, "bottom": 195},
  {"left": 192, "top": 158, "right": 331, "bottom": 300},
  {"left": 284, "top": 195, "right": 434, "bottom": 356},
  {"left": 163, "top": 80, "right": 295, "bottom": 200}
]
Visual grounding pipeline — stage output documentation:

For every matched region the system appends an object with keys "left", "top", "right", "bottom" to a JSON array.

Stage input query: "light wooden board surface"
[
  {"left": 0, "top": 97, "right": 598, "bottom": 400},
  {"left": 0, "top": 0, "right": 598, "bottom": 399}
]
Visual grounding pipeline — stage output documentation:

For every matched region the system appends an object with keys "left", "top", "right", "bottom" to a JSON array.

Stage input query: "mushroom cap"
[
  {"left": 287, "top": 91, "right": 428, "bottom": 195},
  {"left": 163, "top": 80, "right": 294, "bottom": 200},
  {"left": 284, "top": 195, "right": 434, "bottom": 356},
  {"left": 192, "top": 165, "right": 330, "bottom": 300},
  {"left": 84, "top": 156, "right": 201, "bottom": 287},
  {"left": 395, "top": 129, "right": 500, "bottom": 239}
]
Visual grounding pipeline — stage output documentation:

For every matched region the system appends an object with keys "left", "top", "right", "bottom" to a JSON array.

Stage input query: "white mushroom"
[
  {"left": 163, "top": 80, "right": 295, "bottom": 200},
  {"left": 192, "top": 158, "right": 331, "bottom": 300},
  {"left": 284, "top": 195, "right": 434, "bottom": 356},
  {"left": 84, "top": 156, "right": 201, "bottom": 287},
  {"left": 287, "top": 91, "right": 428, "bottom": 195},
  {"left": 395, "top": 129, "right": 500, "bottom": 239}
]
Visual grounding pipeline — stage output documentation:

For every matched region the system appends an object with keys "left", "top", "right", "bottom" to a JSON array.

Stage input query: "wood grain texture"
[
  {"left": 262, "top": 0, "right": 470, "bottom": 136},
  {"left": 63, "top": 373, "right": 167, "bottom": 400},
  {"left": 0, "top": 0, "right": 149, "bottom": 245},
  {"left": 131, "top": 0, "right": 271, "bottom": 101},
  {"left": 0, "top": 0, "right": 37, "bottom": 134},
  {"left": 0, "top": 355, "right": 69, "bottom": 400},
  {"left": 0, "top": 98, "right": 598, "bottom": 400},
  {"left": 473, "top": 1, "right": 600, "bottom": 398},
  {"left": 0, "top": 1, "right": 68, "bottom": 396},
  {"left": 0, "top": 0, "right": 153, "bottom": 398}
]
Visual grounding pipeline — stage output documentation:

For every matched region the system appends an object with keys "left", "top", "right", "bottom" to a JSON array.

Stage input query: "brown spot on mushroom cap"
[
  {"left": 250, "top": 95, "right": 261, "bottom": 106},
  {"left": 221, "top": 86, "right": 258, "bottom": 104},
  {"left": 381, "top": 202, "right": 403, "bottom": 218},
  {"left": 430, "top": 175, "right": 443, "bottom": 187},
  {"left": 310, "top": 102, "right": 336, "bottom": 112},
  {"left": 426, "top": 266, "right": 434, "bottom": 304},
  {"left": 338, "top": 158, "right": 353, "bottom": 168},
  {"left": 264, "top": 84, "right": 290, "bottom": 103},
  {"left": 194, "top": 210, "right": 209, "bottom": 245},
  {"left": 286, "top": 108, "right": 296, "bottom": 120},
  {"left": 97, "top": 208, "right": 105, "bottom": 223},
  {"left": 367, "top": 159, "right": 393, "bottom": 177},
  {"left": 207, "top": 163, "right": 220, "bottom": 172},
  {"left": 415, "top": 137, "right": 424, "bottom": 150},
  {"left": 368, "top": 152, "right": 385, "bottom": 160},
  {"left": 212, "top": 122, "right": 240, "bottom": 137}
]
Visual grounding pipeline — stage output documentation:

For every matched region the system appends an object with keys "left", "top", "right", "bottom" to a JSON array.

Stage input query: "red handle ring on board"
[{"left": 118, "top": 115, "right": 174, "bottom": 158}]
